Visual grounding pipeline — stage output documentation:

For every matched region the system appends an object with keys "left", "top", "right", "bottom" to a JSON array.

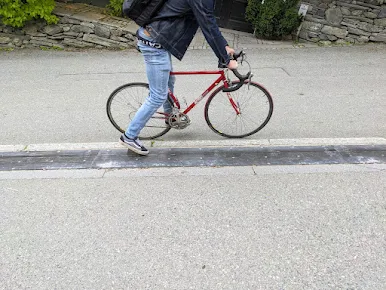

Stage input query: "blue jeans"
[{"left": 125, "top": 28, "right": 176, "bottom": 139}]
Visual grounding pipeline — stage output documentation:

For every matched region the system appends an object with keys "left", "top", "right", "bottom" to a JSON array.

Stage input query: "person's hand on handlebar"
[
  {"left": 227, "top": 60, "right": 238, "bottom": 70},
  {"left": 226, "top": 46, "right": 235, "bottom": 56},
  {"left": 225, "top": 46, "right": 238, "bottom": 70}
]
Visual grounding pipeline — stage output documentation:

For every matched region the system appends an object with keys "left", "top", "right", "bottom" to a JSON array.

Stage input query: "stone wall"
[
  {"left": 2, "top": 1, "right": 386, "bottom": 49},
  {"left": 0, "top": 12, "right": 136, "bottom": 50},
  {"left": 299, "top": 0, "right": 386, "bottom": 44}
]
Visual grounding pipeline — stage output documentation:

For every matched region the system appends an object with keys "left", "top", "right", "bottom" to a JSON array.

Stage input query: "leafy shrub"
[
  {"left": 0, "top": 0, "right": 58, "bottom": 28},
  {"left": 107, "top": 0, "right": 124, "bottom": 17},
  {"left": 246, "top": 0, "right": 302, "bottom": 39}
]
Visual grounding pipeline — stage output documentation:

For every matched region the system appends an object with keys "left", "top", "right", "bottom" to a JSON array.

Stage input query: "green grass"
[
  {"left": 0, "top": 47, "right": 14, "bottom": 52},
  {"left": 39, "top": 45, "right": 64, "bottom": 51}
]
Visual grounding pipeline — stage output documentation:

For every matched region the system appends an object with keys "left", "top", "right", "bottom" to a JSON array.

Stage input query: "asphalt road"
[
  {"left": 1, "top": 45, "right": 385, "bottom": 145},
  {"left": 1, "top": 165, "right": 386, "bottom": 289},
  {"left": 1, "top": 44, "right": 386, "bottom": 289}
]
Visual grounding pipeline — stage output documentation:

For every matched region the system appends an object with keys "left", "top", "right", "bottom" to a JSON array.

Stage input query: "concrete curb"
[
  {"left": 1, "top": 164, "right": 385, "bottom": 180},
  {"left": 1, "top": 138, "right": 386, "bottom": 152}
]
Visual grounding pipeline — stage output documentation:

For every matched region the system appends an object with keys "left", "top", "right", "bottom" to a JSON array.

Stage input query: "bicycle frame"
[
  {"left": 107, "top": 50, "right": 273, "bottom": 139},
  {"left": 168, "top": 70, "right": 240, "bottom": 115}
]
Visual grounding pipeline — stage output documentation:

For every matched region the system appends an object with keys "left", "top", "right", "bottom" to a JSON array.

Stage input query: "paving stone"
[
  {"left": 83, "top": 34, "right": 128, "bottom": 48},
  {"left": 71, "top": 25, "right": 94, "bottom": 34},
  {"left": 370, "top": 33, "right": 386, "bottom": 41},
  {"left": 80, "top": 22, "right": 95, "bottom": 29},
  {"left": 363, "top": 11, "right": 378, "bottom": 18},
  {"left": 59, "top": 17, "right": 81, "bottom": 25},
  {"left": 63, "top": 38, "right": 95, "bottom": 48},
  {"left": 347, "top": 27, "right": 372, "bottom": 36},
  {"left": 29, "top": 39, "right": 58, "bottom": 47},
  {"left": 110, "top": 36, "right": 129, "bottom": 42},
  {"left": 321, "top": 25, "right": 348, "bottom": 38},
  {"left": 63, "top": 31, "right": 79, "bottom": 37},
  {"left": 0, "top": 36, "right": 11, "bottom": 44},
  {"left": 302, "top": 21, "right": 324, "bottom": 32},
  {"left": 357, "top": 35, "right": 370, "bottom": 42},
  {"left": 95, "top": 24, "right": 111, "bottom": 38},
  {"left": 375, "top": 18, "right": 386, "bottom": 27},
  {"left": 62, "top": 26, "right": 71, "bottom": 32},
  {"left": 326, "top": 7, "right": 344, "bottom": 25},
  {"left": 111, "top": 29, "right": 124, "bottom": 37},
  {"left": 378, "top": 7, "right": 386, "bottom": 18}
]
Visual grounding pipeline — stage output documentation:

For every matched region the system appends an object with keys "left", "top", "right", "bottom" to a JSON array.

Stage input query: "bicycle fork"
[
  {"left": 224, "top": 71, "right": 242, "bottom": 115},
  {"left": 227, "top": 93, "right": 241, "bottom": 115}
]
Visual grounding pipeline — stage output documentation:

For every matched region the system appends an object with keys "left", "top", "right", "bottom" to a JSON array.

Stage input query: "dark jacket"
[{"left": 146, "top": 0, "right": 230, "bottom": 65}]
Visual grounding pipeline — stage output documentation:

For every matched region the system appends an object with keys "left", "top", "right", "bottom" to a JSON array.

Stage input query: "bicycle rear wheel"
[
  {"left": 205, "top": 81, "right": 273, "bottom": 138},
  {"left": 106, "top": 83, "right": 171, "bottom": 140}
]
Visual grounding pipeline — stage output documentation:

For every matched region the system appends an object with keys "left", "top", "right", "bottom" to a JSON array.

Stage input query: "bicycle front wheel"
[
  {"left": 205, "top": 81, "right": 273, "bottom": 138},
  {"left": 106, "top": 83, "right": 171, "bottom": 140}
]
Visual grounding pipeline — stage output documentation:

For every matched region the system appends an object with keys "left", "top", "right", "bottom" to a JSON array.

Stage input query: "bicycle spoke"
[
  {"left": 130, "top": 88, "right": 145, "bottom": 107},
  {"left": 240, "top": 111, "right": 267, "bottom": 127},
  {"left": 144, "top": 125, "right": 168, "bottom": 129},
  {"left": 107, "top": 84, "right": 170, "bottom": 139},
  {"left": 205, "top": 82, "right": 273, "bottom": 138},
  {"left": 112, "top": 98, "right": 137, "bottom": 110},
  {"left": 239, "top": 116, "right": 252, "bottom": 133},
  {"left": 211, "top": 113, "right": 236, "bottom": 132},
  {"left": 238, "top": 92, "right": 256, "bottom": 109},
  {"left": 212, "top": 93, "right": 241, "bottom": 115}
]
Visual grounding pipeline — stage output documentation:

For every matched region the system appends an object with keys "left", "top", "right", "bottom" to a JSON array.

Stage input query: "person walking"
[{"left": 119, "top": 0, "right": 238, "bottom": 155}]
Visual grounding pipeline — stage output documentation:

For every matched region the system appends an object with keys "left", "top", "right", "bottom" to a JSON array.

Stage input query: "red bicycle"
[{"left": 107, "top": 51, "right": 273, "bottom": 139}]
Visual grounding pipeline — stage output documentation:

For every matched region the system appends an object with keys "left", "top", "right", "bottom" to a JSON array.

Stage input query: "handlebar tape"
[{"left": 222, "top": 70, "right": 251, "bottom": 92}]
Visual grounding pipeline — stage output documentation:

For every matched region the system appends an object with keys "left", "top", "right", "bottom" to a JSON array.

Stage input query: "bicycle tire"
[
  {"left": 106, "top": 82, "right": 171, "bottom": 140},
  {"left": 204, "top": 81, "right": 273, "bottom": 138}
]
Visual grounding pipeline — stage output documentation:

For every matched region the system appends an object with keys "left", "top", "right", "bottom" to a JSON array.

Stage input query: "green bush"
[
  {"left": 246, "top": 0, "right": 302, "bottom": 39},
  {"left": 0, "top": 0, "right": 58, "bottom": 28},
  {"left": 107, "top": 0, "right": 124, "bottom": 17}
]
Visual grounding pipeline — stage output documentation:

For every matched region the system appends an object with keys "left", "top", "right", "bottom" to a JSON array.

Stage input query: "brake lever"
[
  {"left": 221, "top": 51, "right": 252, "bottom": 92},
  {"left": 248, "top": 72, "right": 253, "bottom": 90}
]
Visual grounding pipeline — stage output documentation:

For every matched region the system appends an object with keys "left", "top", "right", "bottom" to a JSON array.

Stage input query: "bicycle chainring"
[{"left": 167, "top": 112, "right": 191, "bottom": 129}]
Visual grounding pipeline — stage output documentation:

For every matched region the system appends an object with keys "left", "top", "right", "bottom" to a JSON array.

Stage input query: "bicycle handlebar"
[
  {"left": 222, "top": 69, "right": 251, "bottom": 92},
  {"left": 222, "top": 51, "right": 251, "bottom": 93},
  {"left": 233, "top": 51, "right": 244, "bottom": 61}
]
